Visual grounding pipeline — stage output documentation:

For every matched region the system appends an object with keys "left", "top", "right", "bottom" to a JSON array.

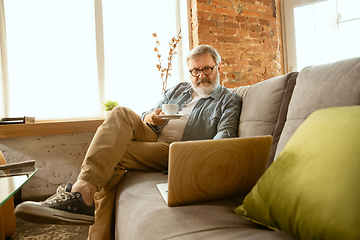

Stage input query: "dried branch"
[{"left": 153, "top": 29, "right": 182, "bottom": 93}]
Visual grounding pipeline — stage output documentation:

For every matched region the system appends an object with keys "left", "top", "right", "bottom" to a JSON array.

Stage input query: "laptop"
[{"left": 157, "top": 135, "right": 273, "bottom": 207}]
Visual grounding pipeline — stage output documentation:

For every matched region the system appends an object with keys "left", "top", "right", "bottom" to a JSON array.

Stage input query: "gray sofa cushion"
[
  {"left": 232, "top": 72, "right": 298, "bottom": 166},
  {"left": 115, "top": 171, "right": 294, "bottom": 240},
  {"left": 275, "top": 57, "right": 360, "bottom": 158}
]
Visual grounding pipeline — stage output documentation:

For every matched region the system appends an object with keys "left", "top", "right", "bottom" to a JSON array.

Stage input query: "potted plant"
[{"left": 102, "top": 99, "right": 119, "bottom": 116}]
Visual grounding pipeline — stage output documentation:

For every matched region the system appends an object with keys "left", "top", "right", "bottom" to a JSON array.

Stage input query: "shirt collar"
[
  {"left": 184, "top": 84, "right": 194, "bottom": 95},
  {"left": 209, "top": 84, "right": 222, "bottom": 101}
]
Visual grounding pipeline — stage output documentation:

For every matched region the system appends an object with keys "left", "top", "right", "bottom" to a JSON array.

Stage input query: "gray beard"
[{"left": 191, "top": 72, "right": 220, "bottom": 95}]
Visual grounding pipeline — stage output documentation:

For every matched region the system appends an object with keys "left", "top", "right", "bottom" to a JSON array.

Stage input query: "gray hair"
[{"left": 186, "top": 45, "right": 221, "bottom": 67}]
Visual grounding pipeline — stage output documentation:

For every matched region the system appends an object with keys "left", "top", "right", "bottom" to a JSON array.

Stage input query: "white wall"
[{"left": 0, "top": 132, "right": 95, "bottom": 199}]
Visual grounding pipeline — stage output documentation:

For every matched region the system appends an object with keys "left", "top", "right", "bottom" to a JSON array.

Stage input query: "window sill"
[{"left": 0, "top": 119, "right": 105, "bottom": 139}]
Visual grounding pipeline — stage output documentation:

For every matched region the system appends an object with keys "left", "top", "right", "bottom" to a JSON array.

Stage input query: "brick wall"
[{"left": 190, "top": 0, "right": 284, "bottom": 87}]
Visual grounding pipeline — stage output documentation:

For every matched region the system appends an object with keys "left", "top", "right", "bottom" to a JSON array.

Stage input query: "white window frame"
[
  {"left": 282, "top": 0, "right": 320, "bottom": 73},
  {"left": 0, "top": 0, "right": 191, "bottom": 120},
  {"left": 0, "top": 0, "right": 8, "bottom": 118},
  {"left": 281, "top": 0, "right": 360, "bottom": 73}
]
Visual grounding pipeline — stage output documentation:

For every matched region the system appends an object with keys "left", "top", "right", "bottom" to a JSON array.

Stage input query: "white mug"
[{"left": 162, "top": 104, "right": 178, "bottom": 115}]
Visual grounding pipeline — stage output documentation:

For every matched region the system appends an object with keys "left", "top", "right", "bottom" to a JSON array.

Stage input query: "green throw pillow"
[{"left": 235, "top": 106, "right": 360, "bottom": 240}]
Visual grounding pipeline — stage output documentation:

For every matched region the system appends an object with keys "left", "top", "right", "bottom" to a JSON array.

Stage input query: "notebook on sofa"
[{"left": 157, "top": 135, "right": 273, "bottom": 207}]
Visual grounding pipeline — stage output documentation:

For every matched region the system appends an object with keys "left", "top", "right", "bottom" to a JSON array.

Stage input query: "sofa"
[{"left": 114, "top": 57, "right": 360, "bottom": 240}]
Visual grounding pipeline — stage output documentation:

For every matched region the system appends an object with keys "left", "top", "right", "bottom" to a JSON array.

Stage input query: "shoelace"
[{"left": 45, "top": 185, "right": 79, "bottom": 204}]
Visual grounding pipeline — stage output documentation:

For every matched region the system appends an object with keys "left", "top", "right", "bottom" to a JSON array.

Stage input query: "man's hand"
[{"left": 144, "top": 109, "right": 167, "bottom": 126}]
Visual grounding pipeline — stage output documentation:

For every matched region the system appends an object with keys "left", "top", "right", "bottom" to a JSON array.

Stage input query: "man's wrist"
[{"left": 143, "top": 113, "right": 151, "bottom": 123}]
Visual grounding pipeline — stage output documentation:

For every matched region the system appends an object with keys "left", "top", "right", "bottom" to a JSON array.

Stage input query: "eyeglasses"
[{"left": 189, "top": 64, "right": 218, "bottom": 77}]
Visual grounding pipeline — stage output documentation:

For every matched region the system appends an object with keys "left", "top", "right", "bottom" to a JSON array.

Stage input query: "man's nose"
[{"left": 199, "top": 70, "right": 206, "bottom": 78}]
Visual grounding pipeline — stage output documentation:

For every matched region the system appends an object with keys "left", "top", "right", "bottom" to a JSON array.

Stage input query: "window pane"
[
  {"left": 338, "top": 0, "right": 360, "bottom": 21},
  {"left": 315, "top": 24, "right": 338, "bottom": 64},
  {"left": 339, "top": 19, "right": 360, "bottom": 59},
  {"left": 4, "top": 0, "right": 99, "bottom": 119},
  {"left": 286, "top": 0, "right": 360, "bottom": 72},
  {"left": 295, "top": 29, "right": 317, "bottom": 70},
  {"left": 102, "top": 0, "right": 180, "bottom": 115},
  {"left": 294, "top": 4, "right": 314, "bottom": 30},
  {"left": 314, "top": 0, "right": 337, "bottom": 26}
]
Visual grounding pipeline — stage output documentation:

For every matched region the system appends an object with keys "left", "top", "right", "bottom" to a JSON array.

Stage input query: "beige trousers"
[{"left": 78, "top": 107, "right": 169, "bottom": 239}]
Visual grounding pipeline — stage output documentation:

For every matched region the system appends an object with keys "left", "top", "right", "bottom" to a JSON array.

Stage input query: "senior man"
[{"left": 15, "top": 44, "right": 242, "bottom": 239}]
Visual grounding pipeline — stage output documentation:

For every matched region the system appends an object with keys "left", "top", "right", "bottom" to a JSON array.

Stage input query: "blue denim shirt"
[{"left": 141, "top": 82, "right": 242, "bottom": 141}]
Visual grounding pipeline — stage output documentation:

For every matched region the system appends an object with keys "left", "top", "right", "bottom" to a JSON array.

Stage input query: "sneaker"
[{"left": 15, "top": 183, "right": 95, "bottom": 225}]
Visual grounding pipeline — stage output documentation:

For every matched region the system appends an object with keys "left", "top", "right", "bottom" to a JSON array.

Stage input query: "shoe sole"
[{"left": 15, "top": 201, "right": 94, "bottom": 225}]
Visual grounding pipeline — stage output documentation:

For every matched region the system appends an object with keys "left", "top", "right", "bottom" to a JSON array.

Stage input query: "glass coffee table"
[{"left": 0, "top": 160, "right": 37, "bottom": 206}]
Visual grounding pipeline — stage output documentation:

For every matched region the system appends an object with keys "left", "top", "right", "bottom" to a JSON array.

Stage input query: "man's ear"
[{"left": 217, "top": 63, "right": 221, "bottom": 72}]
